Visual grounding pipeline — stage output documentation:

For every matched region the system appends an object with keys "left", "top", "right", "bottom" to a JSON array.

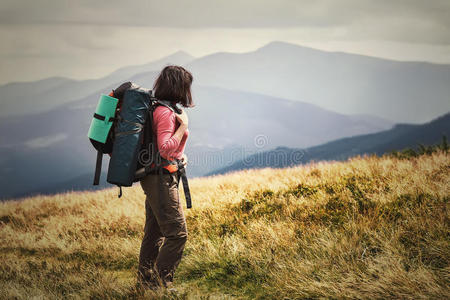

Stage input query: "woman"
[{"left": 137, "top": 65, "right": 193, "bottom": 290}]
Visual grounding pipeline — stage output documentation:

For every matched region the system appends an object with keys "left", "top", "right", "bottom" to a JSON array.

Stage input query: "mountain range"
[
  {"left": 1, "top": 41, "right": 449, "bottom": 199},
  {"left": 187, "top": 41, "right": 450, "bottom": 123},
  {"left": 210, "top": 112, "right": 450, "bottom": 175},
  {"left": 2, "top": 41, "right": 450, "bottom": 123}
]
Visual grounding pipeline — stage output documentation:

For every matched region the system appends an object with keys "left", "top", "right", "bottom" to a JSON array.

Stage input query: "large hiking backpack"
[{"left": 87, "top": 82, "right": 192, "bottom": 208}]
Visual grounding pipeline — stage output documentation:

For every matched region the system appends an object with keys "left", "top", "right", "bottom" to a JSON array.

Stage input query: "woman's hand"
[
  {"left": 175, "top": 109, "right": 189, "bottom": 127},
  {"left": 181, "top": 153, "right": 188, "bottom": 166}
]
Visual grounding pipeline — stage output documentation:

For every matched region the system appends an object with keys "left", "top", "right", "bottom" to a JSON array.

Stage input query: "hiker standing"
[{"left": 137, "top": 65, "right": 194, "bottom": 289}]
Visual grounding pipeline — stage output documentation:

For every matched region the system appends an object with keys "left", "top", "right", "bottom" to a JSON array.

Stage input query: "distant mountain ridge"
[
  {"left": 209, "top": 112, "right": 450, "bottom": 175},
  {"left": 187, "top": 41, "right": 450, "bottom": 123}
]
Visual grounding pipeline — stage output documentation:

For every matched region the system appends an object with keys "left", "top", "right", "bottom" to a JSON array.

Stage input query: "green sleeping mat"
[{"left": 87, "top": 94, "right": 118, "bottom": 143}]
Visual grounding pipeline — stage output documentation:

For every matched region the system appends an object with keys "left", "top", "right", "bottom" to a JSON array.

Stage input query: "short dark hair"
[{"left": 153, "top": 65, "right": 194, "bottom": 107}]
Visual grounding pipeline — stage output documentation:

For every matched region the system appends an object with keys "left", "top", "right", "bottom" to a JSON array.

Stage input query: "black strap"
[
  {"left": 93, "top": 113, "right": 115, "bottom": 122},
  {"left": 115, "top": 128, "right": 142, "bottom": 137},
  {"left": 158, "top": 165, "right": 164, "bottom": 205},
  {"left": 93, "top": 150, "right": 102, "bottom": 185},
  {"left": 118, "top": 186, "right": 122, "bottom": 198},
  {"left": 152, "top": 155, "right": 193, "bottom": 209},
  {"left": 178, "top": 167, "right": 192, "bottom": 209},
  {"left": 152, "top": 99, "right": 182, "bottom": 114},
  {"left": 142, "top": 109, "right": 152, "bottom": 151},
  {"left": 114, "top": 115, "right": 144, "bottom": 137}
]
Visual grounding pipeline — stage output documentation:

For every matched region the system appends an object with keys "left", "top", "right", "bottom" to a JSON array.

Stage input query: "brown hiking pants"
[{"left": 137, "top": 172, "right": 188, "bottom": 287}]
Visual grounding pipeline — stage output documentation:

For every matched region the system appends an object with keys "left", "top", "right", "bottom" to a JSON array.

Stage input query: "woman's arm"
[
  {"left": 155, "top": 107, "right": 188, "bottom": 159},
  {"left": 173, "top": 109, "right": 188, "bottom": 141}
]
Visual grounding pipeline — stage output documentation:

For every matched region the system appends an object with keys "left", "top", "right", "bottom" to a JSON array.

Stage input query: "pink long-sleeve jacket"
[{"left": 153, "top": 105, "right": 189, "bottom": 161}]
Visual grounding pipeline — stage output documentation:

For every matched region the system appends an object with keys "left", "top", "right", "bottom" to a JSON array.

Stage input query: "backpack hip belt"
[{"left": 134, "top": 157, "right": 192, "bottom": 209}]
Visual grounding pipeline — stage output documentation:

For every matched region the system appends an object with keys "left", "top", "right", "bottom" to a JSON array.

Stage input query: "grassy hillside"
[{"left": 0, "top": 152, "right": 449, "bottom": 299}]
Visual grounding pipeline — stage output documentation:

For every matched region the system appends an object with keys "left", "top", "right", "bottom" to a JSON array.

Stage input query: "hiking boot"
[{"left": 136, "top": 268, "right": 162, "bottom": 292}]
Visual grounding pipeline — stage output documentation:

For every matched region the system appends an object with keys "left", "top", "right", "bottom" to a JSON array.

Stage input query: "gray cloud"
[
  {"left": 1, "top": 1, "right": 450, "bottom": 84},
  {"left": 0, "top": 0, "right": 449, "bottom": 44}
]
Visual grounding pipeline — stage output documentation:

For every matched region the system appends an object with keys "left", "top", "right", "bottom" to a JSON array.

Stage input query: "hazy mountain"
[
  {"left": 186, "top": 86, "right": 393, "bottom": 150},
  {"left": 186, "top": 41, "right": 450, "bottom": 123},
  {"left": 209, "top": 112, "right": 450, "bottom": 175},
  {"left": 0, "top": 51, "right": 194, "bottom": 117},
  {"left": 0, "top": 86, "right": 392, "bottom": 200},
  {"left": 104, "top": 51, "right": 194, "bottom": 85}
]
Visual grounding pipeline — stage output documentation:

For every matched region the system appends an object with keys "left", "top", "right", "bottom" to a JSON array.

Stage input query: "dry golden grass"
[{"left": 0, "top": 152, "right": 449, "bottom": 299}]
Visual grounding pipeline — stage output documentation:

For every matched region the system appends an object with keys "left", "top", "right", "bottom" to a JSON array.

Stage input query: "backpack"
[{"left": 87, "top": 82, "right": 192, "bottom": 208}]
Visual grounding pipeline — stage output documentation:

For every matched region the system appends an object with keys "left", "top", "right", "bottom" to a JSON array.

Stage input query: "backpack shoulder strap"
[{"left": 151, "top": 98, "right": 181, "bottom": 114}]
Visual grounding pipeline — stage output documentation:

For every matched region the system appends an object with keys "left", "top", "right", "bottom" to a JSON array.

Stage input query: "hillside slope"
[{"left": 0, "top": 152, "right": 448, "bottom": 299}]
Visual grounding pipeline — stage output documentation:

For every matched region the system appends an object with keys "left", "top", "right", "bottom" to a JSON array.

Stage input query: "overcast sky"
[{"left": 0, "top": 0, "right": 449, "bottom": 84}]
